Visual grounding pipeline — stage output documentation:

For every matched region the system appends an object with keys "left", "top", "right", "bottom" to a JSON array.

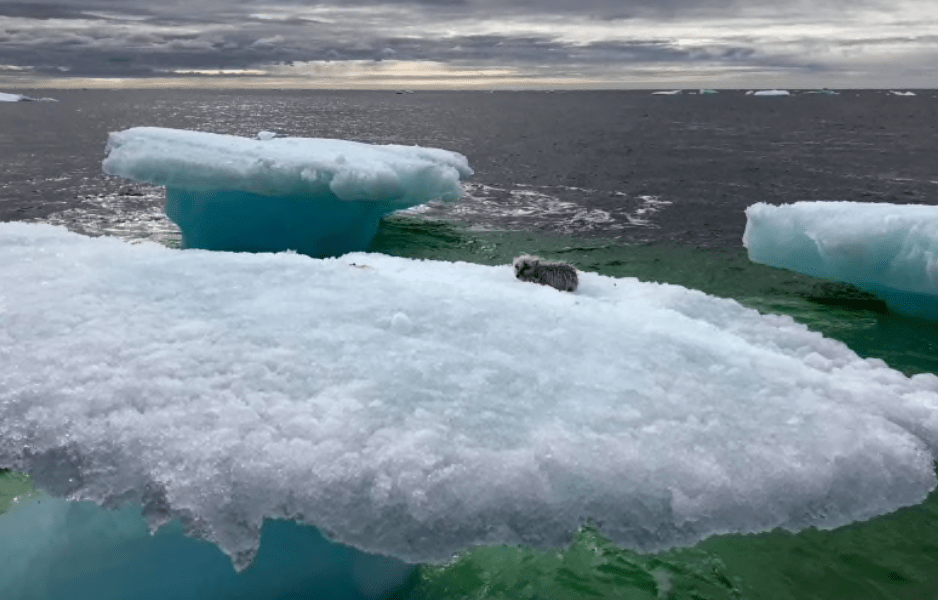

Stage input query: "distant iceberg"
[
  {"left": 0, "top": 92, "right": 33, "bottom": 102},
  {"left": 744, "top": 201, "right": 938, "bottom": 319},
  {"left": 103, "top": 127, "right": 473, "bottom": 257},
  {"left": 889, "top": 90, "right": 917, "bottom": 96},
  {"left": 2, "top": 222, "right": 938, "bottom": 583},
  {"left": 753, "top": 90, "right": 790, "bottom": 97},
  {"left": 651, "top": 90, "right": 682, "bottom": 95}
]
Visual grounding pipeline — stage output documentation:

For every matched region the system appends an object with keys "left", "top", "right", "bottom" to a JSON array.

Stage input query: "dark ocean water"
[{"left": 2, "top": 89, "right": 938, "bottom": 599}]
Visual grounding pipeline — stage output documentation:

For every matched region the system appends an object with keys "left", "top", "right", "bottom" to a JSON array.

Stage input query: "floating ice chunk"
[
  {"left": 0, "top": 495, "right": 413, "bottom": 600},
  {"left": 1, "top": 223, "right": 938, "bottom": 570},
  {"left": 652, "top": 90, "right": 682, "bottom": 95},
  {"left": 254, "top": 130, "right": 282, "bottom": 140},
  {"left": 889, "top": 90, "right": 917, "bottom": 96},
  {"left": 744, "top": 201, "right": 938, "bottom": 319},
  {"left": 0, "top": 92, "right": 34, "bottom": 102},
  {"left": 699, "top": 89, "right": 719, "bottom": 95},
  {"left": 753, "top": 89, "right": 790, "bottom": 96},
  {"left": 102, "top": 127, "right": 472, "bottom": 257}
]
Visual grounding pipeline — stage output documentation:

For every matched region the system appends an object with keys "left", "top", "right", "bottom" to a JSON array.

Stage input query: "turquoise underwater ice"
[{"left": 0, "top": 495, "right": 413, "bottom": 600}]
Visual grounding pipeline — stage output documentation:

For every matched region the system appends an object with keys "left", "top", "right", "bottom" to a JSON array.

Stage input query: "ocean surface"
[{"left": 2, "top": 88, "right": 938, "bottom": 599}]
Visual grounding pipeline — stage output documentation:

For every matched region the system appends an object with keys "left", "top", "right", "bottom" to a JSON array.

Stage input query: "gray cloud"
[{"left": 0, "top": 0, "right": 934, "bottom": 87}]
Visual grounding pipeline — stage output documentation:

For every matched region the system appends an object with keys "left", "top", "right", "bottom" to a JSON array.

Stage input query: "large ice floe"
[
  {"left": 744, "top": 201, "right": 938, "bottom": 319},
  {"left": 102, "top": 127, "right": 472, "bottom": 257},
  {"left": 3, "top": 222, "right": 938, "bottom": 594}
]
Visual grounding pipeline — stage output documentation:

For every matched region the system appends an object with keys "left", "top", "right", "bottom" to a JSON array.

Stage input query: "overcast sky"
[{"left": 1, "top": 0, "right": 936, "bottom": 89}]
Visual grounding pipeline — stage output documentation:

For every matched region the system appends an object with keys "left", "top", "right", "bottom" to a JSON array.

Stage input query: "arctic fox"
[{"left": 513, "top": 254, "right": 578, "bottom": 292}]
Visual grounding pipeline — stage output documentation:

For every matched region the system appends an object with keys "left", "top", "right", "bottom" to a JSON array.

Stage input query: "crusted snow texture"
[
  {"left": 102, "top": 127, "right": 472, "bottom": 205},
  {"left": 2, "top": 223, "right": 938, "bottom": 570}
]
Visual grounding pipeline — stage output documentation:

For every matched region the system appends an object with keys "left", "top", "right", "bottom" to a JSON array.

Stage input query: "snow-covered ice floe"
[
  {"left": 753, "top": 89, "right": 790, "bottom": 97},
  {"left": 3, "top": 223, "right": 938, "bottom": 585},
  {"left": 889, "top": 90, "right": 917, "bottom": 96},
  {"left": 102, "top": 127, "right": 472, "bottom": 257},
  {"left": 744, "top": 201, "right": 938, "bottom": 319},
  {"left": 0, "top": 92, "right": 34, "bottom": 102},
  {"left": 651, "top": 90, "right": 682, "bottom": 95},
  {"left": 0, "top": 91, "right": 56, "bottom": 102}
]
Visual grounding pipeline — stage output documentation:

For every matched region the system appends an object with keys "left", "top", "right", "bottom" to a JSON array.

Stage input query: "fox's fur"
[{"left": 513, "top": 254, "right": 578, "bottom": 292}]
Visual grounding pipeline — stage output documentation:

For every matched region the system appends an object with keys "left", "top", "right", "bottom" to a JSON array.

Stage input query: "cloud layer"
[{"left": 1, "top": 0, "right": 936, "bottom": 88}]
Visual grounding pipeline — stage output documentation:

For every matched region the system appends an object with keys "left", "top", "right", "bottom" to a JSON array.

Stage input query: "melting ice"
[
  {"left": 744, "top": 201, "right": 938, "bottom": 319},
  {"left": 102, "top": 127, "right": 472, "bottom": 257},
  {"left": 3, "top": 222, "right": 938, "bottom": 585}
]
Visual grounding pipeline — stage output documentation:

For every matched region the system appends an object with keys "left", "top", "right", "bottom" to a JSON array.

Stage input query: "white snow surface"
[
  {"left": 744, "top": 201, "right": 938, "bottom": 319},
  {"left": 103, "top": 127, "right": 472, "bottom": 206},
  {"left": 0, "top": 92, "right": 30, "bottom": 102},
  {"left": 2, "top": 223, "right": 938, "bottom": 568},
  {"left": 753, "top": 90, "right": 791, "bottom": 96}
]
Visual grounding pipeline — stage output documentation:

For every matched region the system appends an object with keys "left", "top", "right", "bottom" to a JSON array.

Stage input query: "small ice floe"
[
  {"left": 102, "top": 127, "right": 472, "bottom": 258},
  {"left": 699, "top": 89, "right": 719, "bottom": 95},
  {"left": 255, "top": 130, "right": 283, "bottom": 140},
  {"left": 804, "top": 89, "right": 839, "bottom": 95},
  {"left": 513, "top": 254, "right": 579, "bottom": 292},
  {"left": 889, "top": 90, "right": 917, "bottom": 96},
  {"left": 652, "top": 90, "right": 682, "bottom": 95},
  {"left": 0, "top": 92, "right": 34, "bottom": 102},
  {"left": 744, "top": 201, "right": 938, "bottom": 319},
  {"left": 753, "top": 89, "right": 790, "bottom": 97}
]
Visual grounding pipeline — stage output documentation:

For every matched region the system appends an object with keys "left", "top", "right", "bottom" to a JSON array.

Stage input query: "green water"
[
  {"left": 0, "top": 469, "right": 35, "bottom": 515},
  {"left": 4, "top": 216, "right": 938, "bottom": 599},
  {"left": 406, "top": 484, "right": 938, "bottom": 600}
]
